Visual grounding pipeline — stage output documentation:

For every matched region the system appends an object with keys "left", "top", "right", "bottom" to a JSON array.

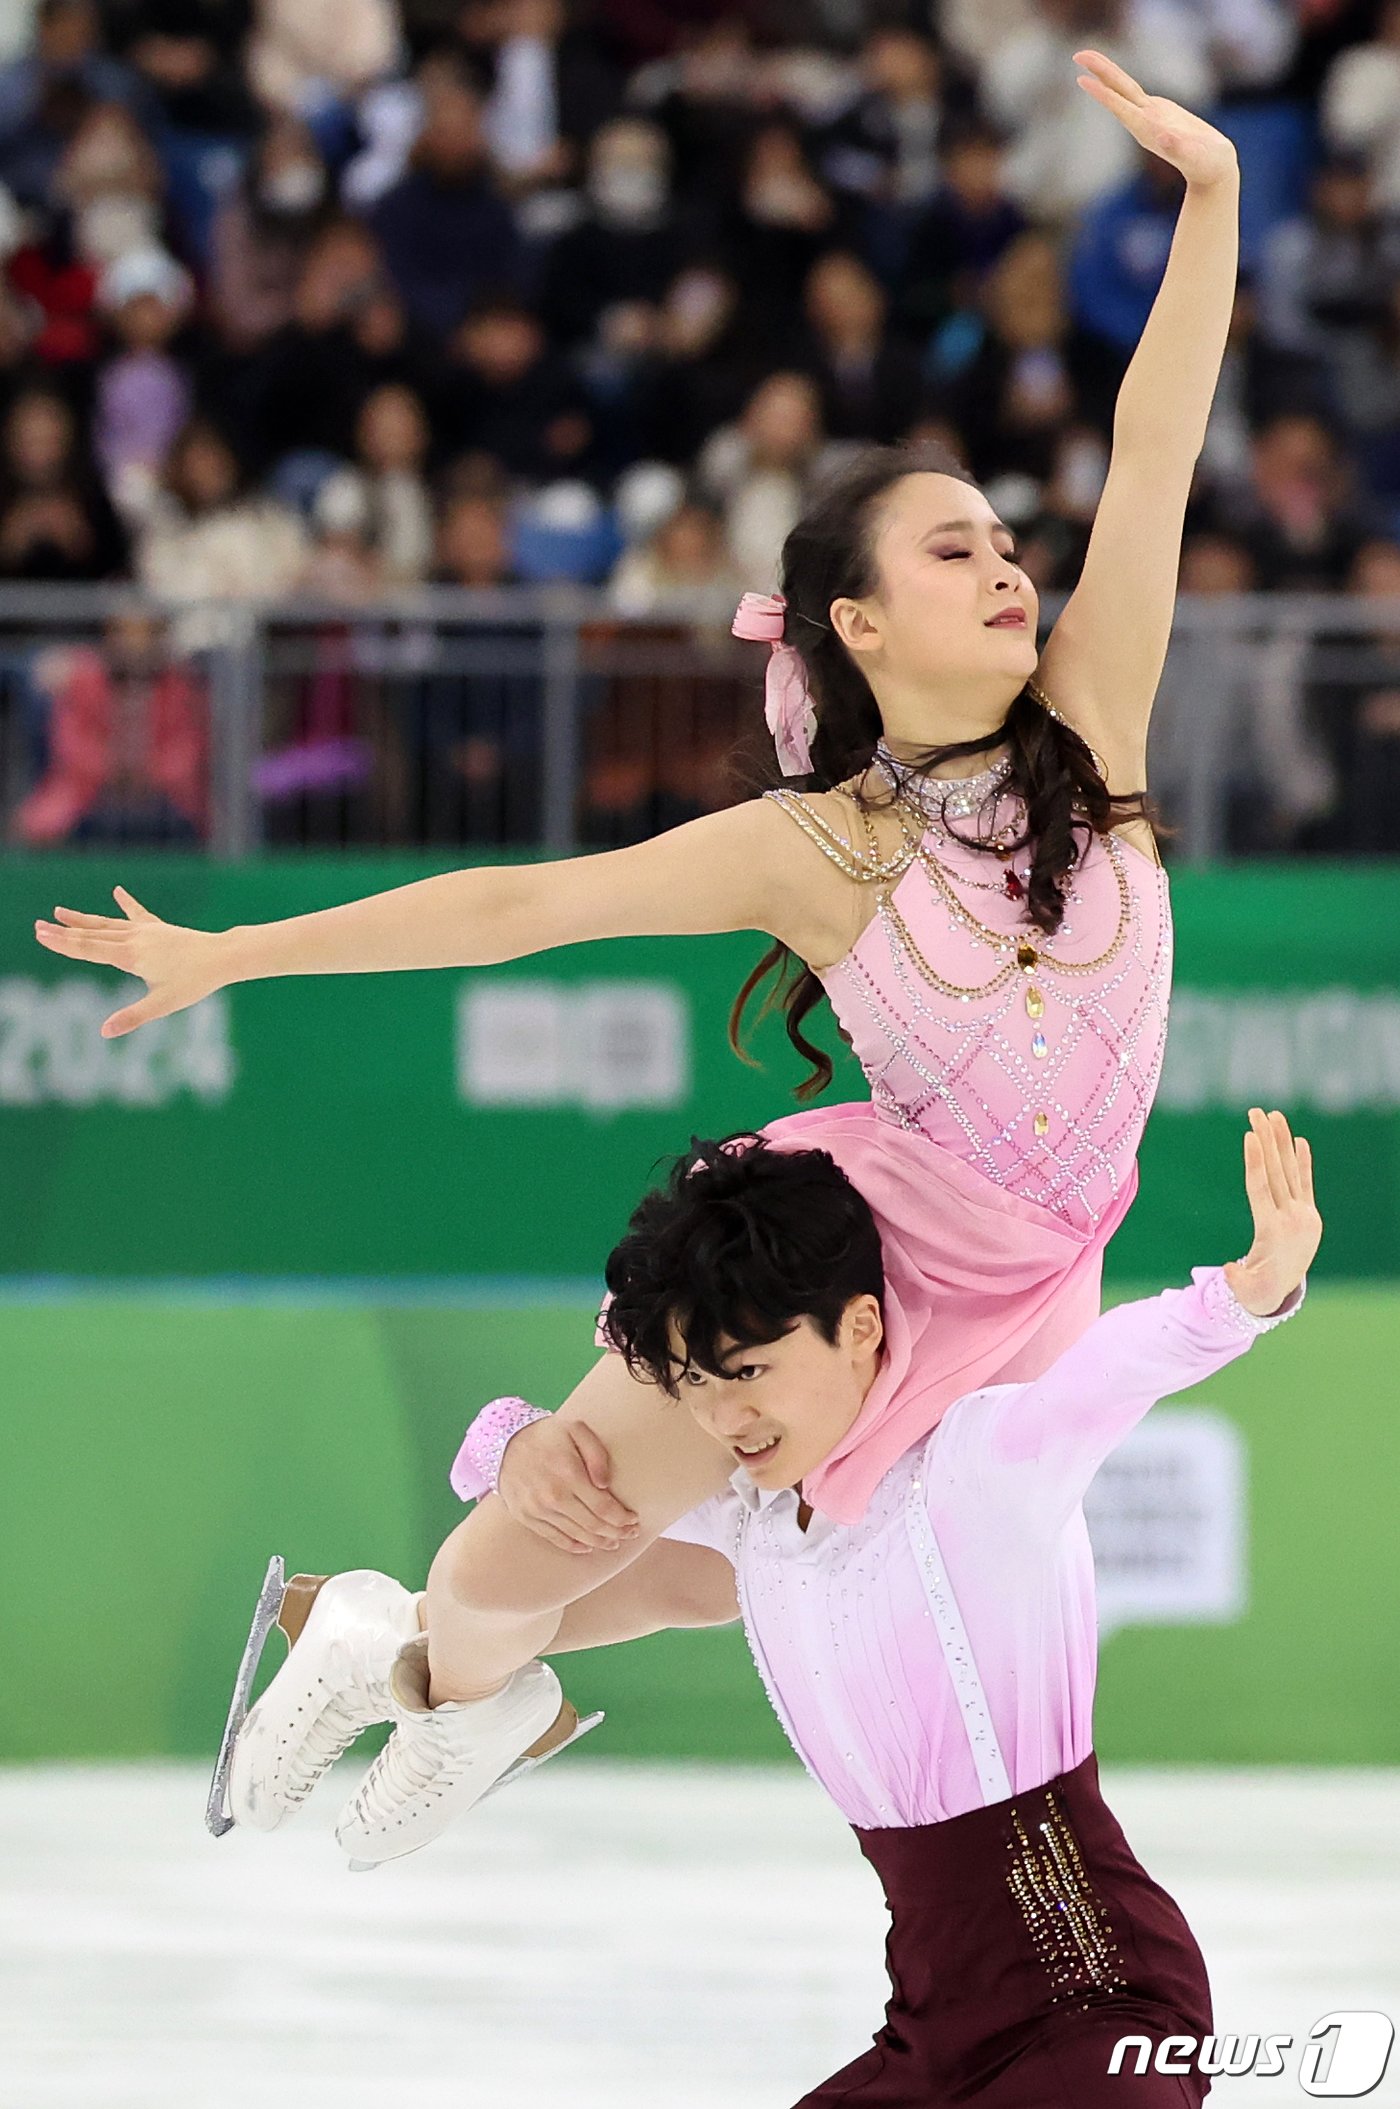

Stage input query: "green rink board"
[
  {"left": 5, "top": 855, "right": 1400, "bottom": 1282},
  {"left": 4, "top": 1284, "right": 1397, "bottom": 1766}
]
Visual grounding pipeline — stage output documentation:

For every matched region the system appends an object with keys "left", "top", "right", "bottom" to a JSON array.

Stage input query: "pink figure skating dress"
[{"left": 763, "top": 746, "right": 1172, "bottom": 1523}]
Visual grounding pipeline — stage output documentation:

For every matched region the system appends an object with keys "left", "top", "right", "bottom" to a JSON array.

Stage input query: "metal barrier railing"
[{"left": 1, "top": 586, "right": 1397, "bottom": 863}]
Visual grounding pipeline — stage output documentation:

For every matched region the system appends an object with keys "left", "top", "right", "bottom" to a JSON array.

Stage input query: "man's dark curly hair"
[{"left": 599, "top": 1134, "right": 885, "bottom": 1397}]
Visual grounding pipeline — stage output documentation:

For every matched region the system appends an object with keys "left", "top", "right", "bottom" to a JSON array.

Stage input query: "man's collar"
[{"left": 730, "top": 1466, "right": 802, "bottom": 1515}]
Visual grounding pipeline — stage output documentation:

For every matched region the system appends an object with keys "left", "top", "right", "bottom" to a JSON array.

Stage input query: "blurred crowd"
[{"left": 1, "top": 0, "right": 1398, "bottom": 851}]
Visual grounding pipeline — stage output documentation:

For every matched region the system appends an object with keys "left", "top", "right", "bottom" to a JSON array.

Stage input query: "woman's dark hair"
[
  {"left": 600, "top": 1135, "right": 885, "bottom": 1397},
  {"left": 730, "top": 438, "right": 1161, "bottom": 1098}
]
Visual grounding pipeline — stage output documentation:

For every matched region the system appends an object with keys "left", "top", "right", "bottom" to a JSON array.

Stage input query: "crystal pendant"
[
  {"left": 1016, "top": 941, "right": 1038, "bottom": 972},
  {"left": 1034, "top": 1111, "right": 1049, "bottom": 1137},
  {"left": 1032, "top": 1031, "right": 1048, "bottom": 1059},
  {"left": 1025, "top": 985, "right": 1044, "bottom": 1020},
  {"left": 1004, "top": 870, "right": 1024, "bottom": 901}
]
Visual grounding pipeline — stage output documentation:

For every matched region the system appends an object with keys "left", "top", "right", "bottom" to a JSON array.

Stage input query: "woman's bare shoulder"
[
  {"left": 767, "top": 765, "right": 904, "bottom": 835},
  {"left": 769, "top": 782, "right": 860, "bottom": 840}
]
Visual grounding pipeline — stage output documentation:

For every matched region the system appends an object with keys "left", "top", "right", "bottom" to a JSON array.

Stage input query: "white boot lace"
[
  {"left": 280, "top": 1666, "right": 386, "bottom": 1807},
  {"left": 344, "top": 1711, "right": 477, "bottom": 1832}
]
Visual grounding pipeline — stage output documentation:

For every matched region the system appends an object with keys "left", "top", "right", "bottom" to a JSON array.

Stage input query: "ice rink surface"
[{"left": 2, "top": 1759, "right": 1397, "bottom": 2109}]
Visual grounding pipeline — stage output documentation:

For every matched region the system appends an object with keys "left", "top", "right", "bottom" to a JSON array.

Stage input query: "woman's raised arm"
[
  {"left": 1034, "top": 49, "right": 1240, "bottom": 785},
  {"left": 33, "top": 796, "right": 841, "bottom": 1038}
]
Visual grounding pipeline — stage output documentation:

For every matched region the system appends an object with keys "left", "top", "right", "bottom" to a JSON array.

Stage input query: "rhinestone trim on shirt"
[
  {"left": 1201, "top": 1265, "right": 1304, "bottom": 1337},
  {"left": 906, "top": 1468, "right": 1010, "bottom": 1803},
  {"left": 729, "top": 1501, "right": 886, "bottom": 1812}
]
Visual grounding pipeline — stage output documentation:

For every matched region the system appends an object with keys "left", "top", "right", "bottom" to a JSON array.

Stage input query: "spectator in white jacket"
[
  {"left": 980, "top": 0, "right": 1212, "bottom": 221},
  {"left": 136, "top": 418, "right": 308, "bottom": 648},
  {"left": 606, "top": 496, "right": 745, "bottom": 627},
  {"left": 694, "top": 371, "right": 842, "bottom": 589},
  {"left": 1322, "top": 0, "right": 1400, "bottom": 213},
  {"left": 945, "top": 0, "right": 1291, "bottom": 92},
  {"left": 313, "top": 384, "right": 435, "bottom": 587},
  {"left": 1133, "top": 0, "right": 1295, "bottom": 91},
  {"left": 247, "top": 0, "right": 400, "bottom": 118}
]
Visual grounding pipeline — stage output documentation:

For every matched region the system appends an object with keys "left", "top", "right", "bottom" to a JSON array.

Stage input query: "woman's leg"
[
  {"left": 425, "top": 1350, "right": 734, "bottom": 1703},
  {"left": 546, "top": 1541, "right": 739, "bottom": 1651}
]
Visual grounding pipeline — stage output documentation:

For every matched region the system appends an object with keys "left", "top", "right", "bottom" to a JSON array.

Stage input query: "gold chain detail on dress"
[
  {"left": 872, "top": 800, "right": 1133, "bottom": 1004},
  {"left": 878, "top": 891, "right": 1031, "bottom": 1003},
  {"left": 766, "top": 785, "right": 1135, "bottom": 1004},
  {"left": 765, "top": 787, "right": 914, "bottom": 886},
  {"left": 1005, "top": 1787, "right": 1126, "bottom": 2004},
  {"left": 889, "top": 784, "right": 1026, "bottom": 894},
  {"left": 902, "top": 808, "right": 1133, "bottom": 975}
]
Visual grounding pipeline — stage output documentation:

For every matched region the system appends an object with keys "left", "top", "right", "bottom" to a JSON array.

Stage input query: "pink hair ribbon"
[{"left": 731, "top": 590, "right": 816, "bottom": 777}]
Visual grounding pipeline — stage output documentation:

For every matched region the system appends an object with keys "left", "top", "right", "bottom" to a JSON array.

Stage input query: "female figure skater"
[
  {"left": 516, "top": 1109, "right": 1316, "bottom": 2107},
  {"left": 37, "top": 57, "right": 1242, "bottom": 1841}
]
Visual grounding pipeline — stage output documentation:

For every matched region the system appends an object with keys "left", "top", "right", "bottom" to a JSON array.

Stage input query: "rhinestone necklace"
[
  {"left": 873, "top": 741, "right": 1041, "bottom": 899},
  {"left": 874, "top": 742, "right": 1013, "bottom": 822},
  {"left": 891, "top": 791, "right": 1088, "bottom": 917}
]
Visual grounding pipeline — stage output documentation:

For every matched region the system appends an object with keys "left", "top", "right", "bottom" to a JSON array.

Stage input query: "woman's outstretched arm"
[
  {"left": 33, "top": 796, "right": 852, "bottom": 1038},
  {"left": 1035, "top": 48, "right": 1240, "bottom": 783}
]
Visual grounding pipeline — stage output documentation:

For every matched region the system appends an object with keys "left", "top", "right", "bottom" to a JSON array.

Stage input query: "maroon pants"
[{"left": 794, "top": 1752, "right": 1213, "bottom": 2108}]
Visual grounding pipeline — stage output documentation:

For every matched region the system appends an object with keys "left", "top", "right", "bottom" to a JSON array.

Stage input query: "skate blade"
[
  {"left": 481, "top": 1707, "right": 605, "bottom": 1803},
  {"left": 204, "top": 1555, "right": 286, "bottom": 1839}
]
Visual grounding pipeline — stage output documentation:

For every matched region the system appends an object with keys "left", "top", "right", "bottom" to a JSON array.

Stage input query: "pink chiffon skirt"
[{"left": 763, "top": 1102, "right": 1137, "bottom": 1525}]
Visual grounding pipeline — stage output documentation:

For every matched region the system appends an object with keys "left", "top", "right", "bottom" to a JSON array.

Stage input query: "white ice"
[{"left": 1, "top": 1761, "right": 1397, "bottom": 2108}]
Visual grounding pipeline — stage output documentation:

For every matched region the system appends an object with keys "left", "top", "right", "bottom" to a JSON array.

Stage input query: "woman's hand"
[
  {"left": 34, "top": 888, "right": 233, "bottom": 1036},
  {"left": 496, "top": 1414, "right": 641, "bottom": 1556},
  {"left": 1073, "top": 49, "right": 1239, "bottom": 190},
  {"left": 1224, "top": 1108, "right": 1322, "bottom": 1318}
]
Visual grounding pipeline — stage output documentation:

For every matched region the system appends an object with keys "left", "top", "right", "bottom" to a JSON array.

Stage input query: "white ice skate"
[
  {"left": 335, "top": 1635, "right": 603, "bottom": 1870},
  {"left": 206, "top": 1559, "right": 422, "bottom": 1837}
]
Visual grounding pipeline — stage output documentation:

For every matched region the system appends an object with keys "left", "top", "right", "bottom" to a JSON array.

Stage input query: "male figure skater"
[{"left": 228, "top": 1109, "right": 1316, "bottom": 2103}]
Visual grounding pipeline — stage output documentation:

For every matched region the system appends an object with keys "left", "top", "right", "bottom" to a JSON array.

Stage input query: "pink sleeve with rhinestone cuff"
[{"left": 450, "top": 1396, "right": 551, "bottom": 1502}]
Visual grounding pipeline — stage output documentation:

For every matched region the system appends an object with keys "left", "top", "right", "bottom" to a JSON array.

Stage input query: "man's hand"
[
  {"left": 1224, "top": 1108, "right": 1322, "bottom": 1317},
  {"left": 496, "top": 1414, "right": 641, "bottom": 1556}
]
